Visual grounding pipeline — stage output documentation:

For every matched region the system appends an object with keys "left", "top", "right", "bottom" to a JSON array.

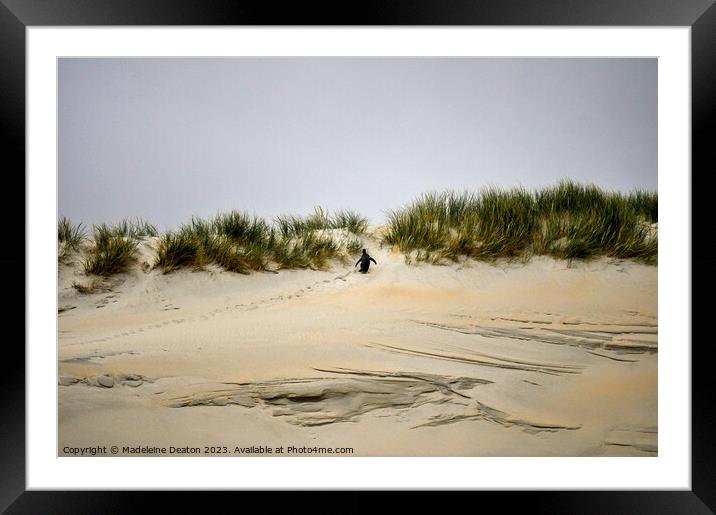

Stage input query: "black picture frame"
[{"left": 3, "top": 0, "right": 713, "bottom": 511}]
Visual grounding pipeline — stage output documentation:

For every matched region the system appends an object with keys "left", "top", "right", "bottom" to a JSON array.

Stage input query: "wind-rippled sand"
[{"left": 58, "top": 233, "right": 657, "bottom": 456}]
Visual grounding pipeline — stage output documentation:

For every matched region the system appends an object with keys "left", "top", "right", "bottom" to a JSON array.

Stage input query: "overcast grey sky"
[{"left": 59, "top": 58, "right": 656, "bottom": 230}]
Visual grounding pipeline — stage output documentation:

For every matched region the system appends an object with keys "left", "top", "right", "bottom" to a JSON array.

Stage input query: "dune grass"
[
  {"left": 331, "top": 209, "right": 370, "bottom": 235},
  {"left": 627, "top": 190, "right": 658, "bottom": 223},
  {"left": 58, "top": 217, "right": 86, "bottom": 260},
  {"left": 82, "top": 219, "right": 155, "bottom": 276},
  {"left": 275, "top": 207, "right": 368, "bottom": 238},
  {"left": 58, "top": 217, "right": 86, "bottom": 248},
  {"left": 153, "top": 231, "right": 204, "bottom": 274},
  {"left": 83, "top": 233, "right": 139, "bottom": 276},
  {"left": 383, "top": 181, "right": 657, "bottom": 264},
  {"left": 71, "top": 182, "right": 656, "bottom": 277},
  {"left": 154, "top": 208, "right": 365, "bottom": 274},
  {"left": 99, "top": 217, "right": 158, "bottom": 239}
]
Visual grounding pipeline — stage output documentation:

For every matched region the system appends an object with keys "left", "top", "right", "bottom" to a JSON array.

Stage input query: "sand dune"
[{"left": 58, "top": 229, "right": 657, "bottom": 456}]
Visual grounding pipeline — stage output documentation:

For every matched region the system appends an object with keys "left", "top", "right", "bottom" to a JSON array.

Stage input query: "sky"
[{"left": 58, "top": 57, "right": 657, "bottom": 230}]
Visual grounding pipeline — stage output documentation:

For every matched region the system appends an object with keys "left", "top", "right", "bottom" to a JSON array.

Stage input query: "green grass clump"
[
  {"left": 97, "top": 217, "right": 158, "bottom": 239},
  {"left": 627, "top": 190, "right": 658, "bottom": 223},
  {"left": 154, "top": 207, "right": 365, "bottom": 274},
  {"left": 275, "top": 207, "right": 368, "bottom": 238},
  {"left": 271, "top": 237, "right": 313, "bottom": 270},
  {"left": 58, "top": 217, "right": 85, "bottom": 248},
  {"left": 201, "top": 235, "right": 252, "bottom": 274},
  {"left": 473, "top": 187, "right": 536, "bottom": 258},
  {"left": 91, "top": 218, "right": 158, "bottom": 248},
  {"left": 58, "top": 217, "right": 86, "bottom": 259},
  {"left": 384, "top": 188, "right": 535, "bottom": 261},
  {"left": 302, "top": 207, "right": 333, "bottom": 232},
  {"left": 271, "top": 230, "right": 344, "bottom": 270},
  {"left": 344, "top": 236, "right": 364, "bottom": 256},
  {"left": 383, "top": 180, "right": 657, "bottom": 264},
  {"left": 83, "top": 231, "right": 138, "bottom": 276},
  {"left": 332, "top": 209, "right": 369, "bottom": 235},
  {"left": 212, "top": 212, "right": 270, "bottom": 243},
  {"left": 535, "top": 181, "right": 608, "bottom": 215},
  {"left": 274, "top": 208, "right": 329, "bottom": 237},
  {"left": 297, "top": 232, "right": 342, "bottom": 269},
  {"left": 273, "top": 208, "right": 367, "bottom": 269},
  {"left": 81, "top": 219, "right": 159, "bottom": 276},
  {"left": 154, "top": 231, "right": 204, "bottom": 273}
]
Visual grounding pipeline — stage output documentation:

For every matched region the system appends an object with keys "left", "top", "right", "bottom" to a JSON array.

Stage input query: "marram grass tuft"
[{"left": 383, "top": 181, "right": 657, "bottom": 264}]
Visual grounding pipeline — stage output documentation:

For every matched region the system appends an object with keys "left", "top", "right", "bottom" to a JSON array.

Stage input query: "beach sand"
[{"left": 58, "top": 229, "right": 657, "bottom": 456}]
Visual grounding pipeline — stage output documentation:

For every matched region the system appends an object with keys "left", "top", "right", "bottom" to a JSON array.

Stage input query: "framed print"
[{"left": 4, "top": 0, "right": 714, "bottom": 511}]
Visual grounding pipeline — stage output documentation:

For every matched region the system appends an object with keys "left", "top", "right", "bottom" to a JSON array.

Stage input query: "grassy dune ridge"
[
  {"left": 150, "top": 208, "right": 367, "bottom": 275},
  {"left": 59, "top": 182, "right": 657, "bottom": 277},
  {"left": 384, "top": 181, "right": 657, "bottom": 264}
]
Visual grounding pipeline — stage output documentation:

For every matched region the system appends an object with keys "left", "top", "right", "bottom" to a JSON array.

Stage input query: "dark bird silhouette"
[{"left": 355, "top": 249, "right": 377, "bottom": 273}]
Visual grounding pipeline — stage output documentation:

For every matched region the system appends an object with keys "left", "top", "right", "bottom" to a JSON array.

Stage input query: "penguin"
[{"left": 355, "top": 249, "right": 377, "bottom": 273}]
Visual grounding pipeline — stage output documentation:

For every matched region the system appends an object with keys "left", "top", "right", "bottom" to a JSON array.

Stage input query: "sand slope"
[{"left": 58, "top": 232, "right": 657, "bottom": 456}]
